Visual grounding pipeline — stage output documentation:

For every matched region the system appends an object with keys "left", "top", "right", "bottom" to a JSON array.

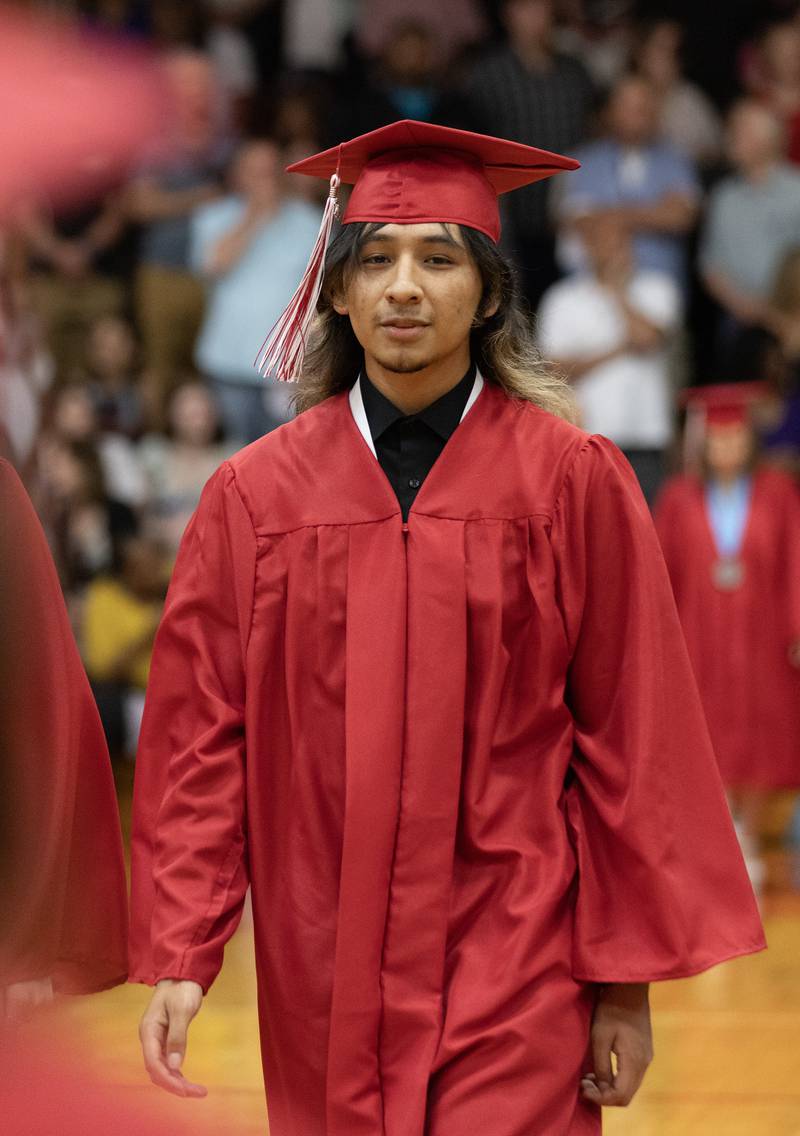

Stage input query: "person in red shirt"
[
  {"left": 655, "top": 384, "right": 800, "bottom": 884},
  {"left": 130, "top": 122, "right": 765, "bottom": 1135}
]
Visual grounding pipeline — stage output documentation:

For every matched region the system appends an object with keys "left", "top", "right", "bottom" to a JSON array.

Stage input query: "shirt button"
[{"left": 408, "top": 477, "right": 421, "bottom": 489}]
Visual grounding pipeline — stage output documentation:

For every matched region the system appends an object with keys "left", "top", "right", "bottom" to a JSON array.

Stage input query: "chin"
[{"left": 372, "top": 350, "right": 431, "bottom": 375}]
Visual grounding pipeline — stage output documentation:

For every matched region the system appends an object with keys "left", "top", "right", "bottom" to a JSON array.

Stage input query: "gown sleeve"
[
  {"left": 128, "top": 462, "right": 256, "bottom": 993},
  {"left": 0, "top": 460, "right": 127, "bottom": 993},
  {"left": 551, "top": 436, "right": 765, "bottom": 983}
]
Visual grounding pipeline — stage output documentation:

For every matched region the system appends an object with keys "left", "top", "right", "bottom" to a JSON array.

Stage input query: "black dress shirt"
[{"left": 360, "top": 364, "right": 477, "bottom": 521}]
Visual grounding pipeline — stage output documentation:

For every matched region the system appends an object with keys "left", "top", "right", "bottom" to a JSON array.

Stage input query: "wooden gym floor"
[{"left": 53, "top": 776, "right": 800, "bottom": 1135}]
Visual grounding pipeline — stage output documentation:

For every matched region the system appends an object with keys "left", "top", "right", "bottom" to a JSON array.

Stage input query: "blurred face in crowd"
[
  {"left": 120, "top": 537, "right": 168, "bottom": 602},
  {"left": 233, "top": 140, "right": 282, "bottom": 210},
  {"left": 705, "top": 422, "right": 753, "bottom": 481},
  {"left": 577, "top": 213, "right": 632, "bottom": 279},
  {"left": 503, "top": 0, "right": 553, "bottom": 53},
  {"left": 52, "top": 386, "right": 97, "bottom": 442},
  {"left": 88, "top": 316, "right": 136, "bottom": 381},
  {"left": 383, "top": 22, "right": 439, "bottom": 84},
  {"left": 334, "top": 222, "right": 491, "bottom": 379},
  {"left": 726, "top": 101, "right": 783, "bottom": 174},
  {"left": 760, "top": 22, "right": 800, "bottom": 85},
  {"left": 636, "top": 20, "right": 682, "bottom": 89},
  {"left": 168, "top": 381, "right": 220, "bottom": 447},
  {"left": 163, "top": 49, "right": 218, "bottom": 141},
  {"left": 607, "top": 76, "right": 659, "bottom": 147}
]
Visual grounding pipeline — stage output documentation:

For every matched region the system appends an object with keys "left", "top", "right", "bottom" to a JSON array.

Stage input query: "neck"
[
  {"left": 744, "top": 160, "right": 776, "bottom": 185},
  {"left": 364, "top": 346, "right": 472, "bottom": 415},
  {"left": 512, "top": 40, "right": 551, "bottom": 70}
]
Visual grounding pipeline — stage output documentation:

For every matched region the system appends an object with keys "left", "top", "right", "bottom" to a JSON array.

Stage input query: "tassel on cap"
[{"left": 254, "top": 171, "right": 340, "bottom": 383}]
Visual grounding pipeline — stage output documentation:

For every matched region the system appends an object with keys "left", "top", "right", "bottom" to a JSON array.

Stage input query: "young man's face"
[{"left": 333, "top": 223, "right": 489, "bottom": 377}]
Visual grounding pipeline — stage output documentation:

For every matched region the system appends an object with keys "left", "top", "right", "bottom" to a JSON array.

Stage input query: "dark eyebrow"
[{"left": 359, "top": 231, "right": 464, "bottom": 249}]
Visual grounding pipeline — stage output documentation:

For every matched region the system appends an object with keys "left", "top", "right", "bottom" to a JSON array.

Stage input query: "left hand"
[{"left": 581, "top": 982, "right": 653, "bottom": 1108}]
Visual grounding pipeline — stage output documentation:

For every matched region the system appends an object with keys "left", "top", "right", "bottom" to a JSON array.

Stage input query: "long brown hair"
[{"left": 291, "top": 222, "right": 577, "bottom": 422}]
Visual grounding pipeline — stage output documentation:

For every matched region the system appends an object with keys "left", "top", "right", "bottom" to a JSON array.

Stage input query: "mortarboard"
[
  {"left": 256, "top": 120, "right": 580, "bottom": 382},
  {"left": 680, "top": 382, "right": 769, "bottom": 427}
]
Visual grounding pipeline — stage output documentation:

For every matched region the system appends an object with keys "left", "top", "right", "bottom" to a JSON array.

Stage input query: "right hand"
[{"left": 139, "top": 978, "right": 207, "bottom": 1098}]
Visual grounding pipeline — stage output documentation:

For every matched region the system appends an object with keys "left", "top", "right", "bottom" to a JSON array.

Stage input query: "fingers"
[
  {"left": 581, "top": 1031, "right": 653, "bottom": 1108},
  {"left": 139, "top": 984, "right": 207, "bottom": 1099}
]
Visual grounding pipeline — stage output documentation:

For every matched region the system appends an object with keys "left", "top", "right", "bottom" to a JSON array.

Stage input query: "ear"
[
  {"left": 482, "top": 294, "right": 500, "bottom": 321},
  {"left": 332, "top": 297, "right": 350, "bottom": 316}
]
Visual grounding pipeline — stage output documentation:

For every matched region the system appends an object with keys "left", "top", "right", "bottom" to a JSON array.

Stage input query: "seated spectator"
[
  {"left": 139, "top": 379, "right": 234, "bottom": 556},
  {"left": 82, "top": 535, "right": 169, "bottom": 759},
  {"left": 82, "top": 315, "right": 145, "bottom": 439},
  {"left": 16, "top": 187, "right": 131, "bottom": 384},
  {"left": 190, "top": 137, "right": 321, "bottom": 442},
  {"left": 463, "top": 0, "right": 595, "bottom": 309},
  {"left": 35, "top": 437, "right": 138, "bottom": 595},
  {"left": 46, "top": 383, "right": 146, "bottom": 508},
  {"left": 632, "top": 18, "right": 723, "bottom": 169},
  {"left": 323, "top": 19, "right": 475, "bottom": 148},
  {"left": 126, "top": 48, "right": 234, "bottom": 430},
  {"left": 699, "top": 99, "right": 800, "bottom": 369},
  {"left": 537, "top": 212, "right": 681, "bottom": 503},
  {"left": 555, "top": 73, "right": 700, "bottom": 290}
]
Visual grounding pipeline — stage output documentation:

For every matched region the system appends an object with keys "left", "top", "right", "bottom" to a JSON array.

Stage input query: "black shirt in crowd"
[{"left": 359, "top": 363, "right": 476, "bottom": 521}]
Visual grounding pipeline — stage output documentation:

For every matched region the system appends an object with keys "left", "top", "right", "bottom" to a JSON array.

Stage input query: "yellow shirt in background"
[{"left": 82, "top": 578, "right": 159, "bottom": 690}]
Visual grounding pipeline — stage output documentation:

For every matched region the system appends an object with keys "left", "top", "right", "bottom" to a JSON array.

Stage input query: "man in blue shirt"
[
  {"left": 554, "top": 73, "right": 700, "bottom": 291},
  {"left": 190, "top": 139, "right": 322, "bottom": 442}
]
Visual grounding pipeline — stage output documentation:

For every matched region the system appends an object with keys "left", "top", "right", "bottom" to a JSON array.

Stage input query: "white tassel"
[{"left": 254, "top": 173, "right": 340, "bottom": 382}]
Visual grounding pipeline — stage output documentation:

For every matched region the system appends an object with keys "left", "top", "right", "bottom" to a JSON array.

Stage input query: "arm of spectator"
[
  {"left": 199, "top": 206, "right": 270, "bottom": 277},
  {"left": 606, "top": 192, "right": 699, "bottom": 236},
  {"left": 701, "top": 266, "right": 769, "bottom": 327},
  {"left": 80, "top": 192, "right": 127, "bottom": 259},
  {"left": 548, "top": 345, "right": 630, "bottom": 383},
  {"left": 125, "top": 176, "right": 221, "bottom": 223},
  {"left": 14, "top": 204, "right": 91, "bottom": 277}
]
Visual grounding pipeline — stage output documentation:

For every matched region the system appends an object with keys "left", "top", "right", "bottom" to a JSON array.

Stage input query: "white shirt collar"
[{"left": 348, "top": 371, "right": 484, "bottom": 459}]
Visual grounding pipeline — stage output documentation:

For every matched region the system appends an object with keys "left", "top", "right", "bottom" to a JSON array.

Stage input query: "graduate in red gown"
[
  {"left": 0, "top": 459, "right": 127, "bottom": 1016},
  {"left": 654, "top": 385, "right": 800, "bottom": 876},
  {"left": 129, "top": 122, "right": 765, "bottom": 1135}
]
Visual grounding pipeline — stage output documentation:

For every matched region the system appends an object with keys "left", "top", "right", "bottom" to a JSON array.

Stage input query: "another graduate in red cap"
[
  {"left": 654, "top": 384, "right": 800, "bottom": 886},
  {"left": 129, "top": 122, "right": 764, "bottom": 1135}
]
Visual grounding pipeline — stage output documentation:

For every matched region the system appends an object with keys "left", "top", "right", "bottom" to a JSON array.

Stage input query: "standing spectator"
[
  {"left": 537, "top": 213, "right": 680, "bottom": 502},
  {"left": 355, "top": 0, "right": 487, "bottom": 69},
  {"left": 555, "top": 73, "right": 700, "bottom": 291},
  {"left": 82, "top": 535, "right": 168, "bottom": 759},
  {"left": 82, "top": 314, "right": 146, "bottom": 439},
  {"left": 139, "top": 380, "right": 234, "bottom": 557},
  {"left": 746, "top": 21, "right": 800, "bottom": 166},
  {"left": 17, "top": 188, "right": 132, "bottom": 383},
  {"left": 190, "top": 138, "right": 321, "bottom": 441},
  {"left": 655, "top": 387, "right": 800, "bottom": 886},
  {"left": 632, "top": 18, "right": 723, "bottom": 169},
  {"left": 323, "top": 20, "right": 475, "bottom": 146},
  {"left": 699, "top": 99, "right": 800, "bottom": 369},
  {"left": 463, "top": 0, "right": 595, "bottom": 308},
  {"left": 127, "top": 49, "right": 234, "bottom": 429}
]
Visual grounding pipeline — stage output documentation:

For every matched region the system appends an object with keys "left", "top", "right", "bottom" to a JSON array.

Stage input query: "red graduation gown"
[
  {"left": 0, "top": 459, "right": 127, "bottom": 991},
  {"left": 654, "top": 468, "right": 800, "bottom": 789},
  {"left": 129, "top": 381, "right": 764, "bottom": 1136}
]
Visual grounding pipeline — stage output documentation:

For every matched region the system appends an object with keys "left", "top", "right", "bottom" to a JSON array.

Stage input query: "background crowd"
[{"left": 2, "top": 0, "right": 800, "bottom": 861}]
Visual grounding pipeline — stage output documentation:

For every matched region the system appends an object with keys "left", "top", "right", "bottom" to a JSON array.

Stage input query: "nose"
[{"left": 385, "top": 252, "right": 422, "bottom": 306}]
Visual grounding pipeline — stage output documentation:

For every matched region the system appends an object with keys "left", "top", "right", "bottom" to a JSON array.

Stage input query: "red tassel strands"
[{"left": 254, "top": 172, "right": 341, "bottom": 383}]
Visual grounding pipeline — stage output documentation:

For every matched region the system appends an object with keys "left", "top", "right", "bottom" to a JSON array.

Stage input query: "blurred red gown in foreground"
[
  {"left": 655, "top": 466, "right": 800, "bottom": 788},
  {"left": 0, "top": 458, "right": 127, "bottom": 991}
]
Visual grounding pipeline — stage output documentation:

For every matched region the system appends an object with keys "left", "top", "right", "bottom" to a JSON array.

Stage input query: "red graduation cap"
[
  {"left": 679, "top": 382, "right": 769, "bottom": 426},
  {"left": 256, "top": 120, "right": 579, "bottom": 382}
]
